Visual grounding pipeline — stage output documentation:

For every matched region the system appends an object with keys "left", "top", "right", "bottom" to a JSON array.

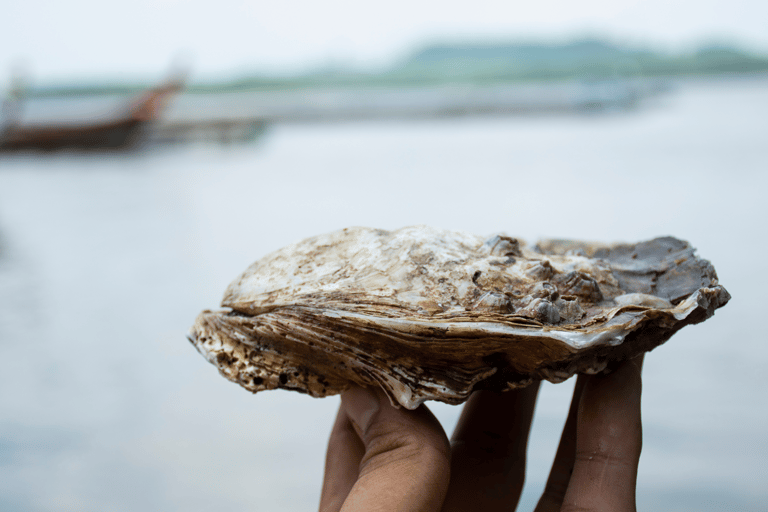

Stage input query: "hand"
[{"left": 319, "top": 356, "right": 643, "bottom": 512}]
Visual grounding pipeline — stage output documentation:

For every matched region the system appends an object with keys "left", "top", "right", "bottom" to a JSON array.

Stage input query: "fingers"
[
  {"left": 322, "top": 386, "right": 451, "bottom": 512},
  {"left": 533, "top": 376, "right": 588, "bottom": 512},
  {"left": 321, "top": 356, "right": 642, "bottom": 512},
  {"left": 562, "top": 355, "right": 644, "bottom": 512},
  {"left": 442, "top": 382, "right": 541, "bottom": 512}
]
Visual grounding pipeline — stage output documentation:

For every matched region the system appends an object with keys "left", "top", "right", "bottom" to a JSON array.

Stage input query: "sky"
[{"left": 2, "top": 0, "right": 768, "bottom": 86}]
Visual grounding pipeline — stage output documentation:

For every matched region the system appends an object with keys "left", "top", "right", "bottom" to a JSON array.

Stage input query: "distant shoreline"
[{"left": 17, "top": 39, "right": 768, "bottom": 98}]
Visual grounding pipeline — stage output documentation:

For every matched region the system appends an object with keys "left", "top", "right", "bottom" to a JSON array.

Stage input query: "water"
[{"left": 0, "top": 77, "right": 766, "bottom": 511}]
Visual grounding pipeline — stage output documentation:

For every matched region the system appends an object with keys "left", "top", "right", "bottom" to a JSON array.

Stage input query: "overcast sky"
[{"left": 2, "top": 0, "right": 768, "bottom": 86}]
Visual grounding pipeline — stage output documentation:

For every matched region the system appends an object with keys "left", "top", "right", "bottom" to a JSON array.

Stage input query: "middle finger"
[{"left": 442, "top": 382, "right": 541, "bottom": 512}]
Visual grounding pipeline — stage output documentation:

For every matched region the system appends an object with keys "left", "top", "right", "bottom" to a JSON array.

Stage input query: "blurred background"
[{"left": 1, "top": 1, "right": 766, "bottom": 510}]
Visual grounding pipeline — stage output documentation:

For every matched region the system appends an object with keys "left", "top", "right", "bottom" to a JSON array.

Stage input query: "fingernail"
[{"left": 342, "top": 386, "right": 380, "bottom": 433}]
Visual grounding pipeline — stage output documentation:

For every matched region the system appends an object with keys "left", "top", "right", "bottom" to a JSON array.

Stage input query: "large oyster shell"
[{"left": 188, "top": 226, "right": 729, "bottom": 409}]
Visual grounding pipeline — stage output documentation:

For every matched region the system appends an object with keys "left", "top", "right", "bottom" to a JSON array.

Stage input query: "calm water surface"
[{"left": 0, "top": 78, "right": 766, "bottom": 511}]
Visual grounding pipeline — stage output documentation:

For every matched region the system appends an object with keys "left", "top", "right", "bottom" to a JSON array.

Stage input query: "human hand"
[{"left": 319, "top": 355, "right": 643, "bottom": 512}]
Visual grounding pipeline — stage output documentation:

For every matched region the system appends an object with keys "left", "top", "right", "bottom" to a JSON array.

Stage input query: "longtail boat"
[{"left": 0, "top": 74, "right": 184, "bottom": 152}]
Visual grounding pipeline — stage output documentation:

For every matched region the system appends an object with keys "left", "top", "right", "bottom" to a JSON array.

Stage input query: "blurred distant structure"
[
  {"left": 0, "top": 72, "right": 185, "bottom": 152},
  {"left": 1, "top": 73, "right": 26, "bottom": 129}
]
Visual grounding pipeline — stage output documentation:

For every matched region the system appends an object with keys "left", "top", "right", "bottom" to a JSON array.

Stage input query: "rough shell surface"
[{"left": 188, "top": 226, "right": 730, "bottom": 409}]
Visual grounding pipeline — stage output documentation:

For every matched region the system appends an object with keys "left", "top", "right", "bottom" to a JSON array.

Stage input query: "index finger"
[{"left": 325, "top": 387, "right": 451, "bottom": 512}]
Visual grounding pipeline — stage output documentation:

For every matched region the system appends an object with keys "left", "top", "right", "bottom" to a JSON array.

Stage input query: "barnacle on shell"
[{"left": 188, "top": 226, "right": 730, "bottom": 409}]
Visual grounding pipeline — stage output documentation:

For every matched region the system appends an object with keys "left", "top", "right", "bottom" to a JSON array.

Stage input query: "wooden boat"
[{"left": 0, "top": 75, "right": 184, "bottom": 152}]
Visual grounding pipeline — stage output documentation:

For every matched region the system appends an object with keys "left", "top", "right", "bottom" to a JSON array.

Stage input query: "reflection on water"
[{"left": 0, "top": 78, "right": 766, "bottom": 512}]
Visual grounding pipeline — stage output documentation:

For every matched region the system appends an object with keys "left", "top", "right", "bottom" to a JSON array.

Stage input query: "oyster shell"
[{"left": 188, "top": 226, "right": 729, "bottom": 409}]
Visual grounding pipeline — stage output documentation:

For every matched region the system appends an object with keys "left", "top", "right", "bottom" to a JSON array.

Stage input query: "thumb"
[{"left": 339, "top": 386, "right": 451, "bottom": 512}]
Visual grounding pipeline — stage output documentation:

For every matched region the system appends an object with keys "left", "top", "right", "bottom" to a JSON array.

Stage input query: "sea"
[{"left": 0, "top": 77, "right": 766, "bottom": 511}]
